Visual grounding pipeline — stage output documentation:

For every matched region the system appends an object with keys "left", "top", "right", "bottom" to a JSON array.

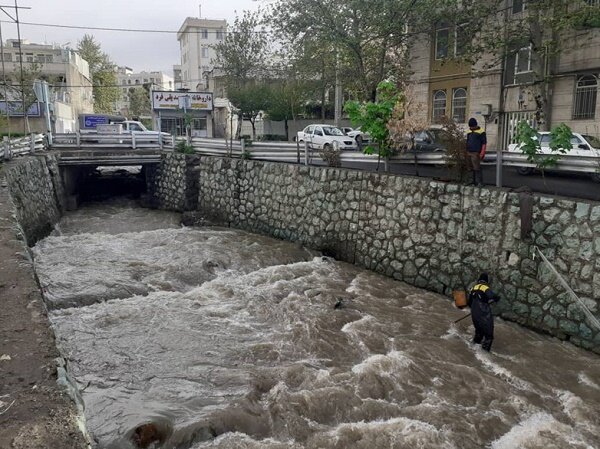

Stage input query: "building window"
[
  {"left": 201, "top": 29, "right": 208, "bottom": 39},
  {"left": 435, "top": 28, "right": 449, "bottom": 60},
  {"left": 573, "top": 75, "right": 598, "bottom": 120},
  {"left": 2, "top": 53, "right": 11, "bottom": 62},
  {"left": 135, "top": 79, "right": 140, "bottom": 84},
  {"left": 11, "top": 41, "right": 19, "bottom": 48},
  {"left": 201, "top": 47, "right": 209, "bottom": 58},
  {"left": 216, "top": 30, "right": 224, "bottom": 40},
  {"left": 454, "top": 25, "right": 468, "bottom": 56},
  {"left": 452, "top": 88, "right": 468, "bottom": 123},
  {"left": 513, "top": 0, "right": 527, "bottom": 14},
  {"left": 432, "top": 90, "right": 447, "bottom": 122},
  {"left": 26, "top": 53, "right": 33, "bottom": 62},
  {"left": 45, "top": 54, "right": 53, "bottom": 63},
  {"left": 515, "top": 45, "right": 532, "bottom": 74}
]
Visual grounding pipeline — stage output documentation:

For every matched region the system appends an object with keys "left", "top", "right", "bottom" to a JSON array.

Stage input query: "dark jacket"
[
  {"left": 468, "top": 282, "right": 499, "bottom": 329},
  {"left": 466, "top": 127, "right": 487, "bottom": 153}
]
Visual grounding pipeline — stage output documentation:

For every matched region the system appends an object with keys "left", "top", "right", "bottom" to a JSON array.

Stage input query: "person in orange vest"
[
  {"left": 468, "top": 272, "right": 500, "bottom": 351},
  {"left": 466, "top": 118, "right": 487, "bottom": 186}
]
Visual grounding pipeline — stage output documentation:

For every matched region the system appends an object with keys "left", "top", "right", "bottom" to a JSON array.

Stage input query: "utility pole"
[
  {"left": 0, "top": 2, "right": 31, "bottom": 134},
  {"left": 334, "top": 50, "right": 342, "bottom": 127}
]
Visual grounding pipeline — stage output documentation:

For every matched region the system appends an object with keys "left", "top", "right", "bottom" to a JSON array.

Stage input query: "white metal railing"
[
  {"left": 51, "top": 132, "right": 175, "bottom": 151},
  {"left": 0, "top": 133, "right": 45, "bottom": 160},
  {"left": 186, "top": 139, "right": 600, "bottom": 177}
]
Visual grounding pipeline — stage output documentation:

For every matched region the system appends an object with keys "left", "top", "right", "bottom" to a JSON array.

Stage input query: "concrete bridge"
[{"left": 56, "top": 149, "right": 164, "bottom": 166}]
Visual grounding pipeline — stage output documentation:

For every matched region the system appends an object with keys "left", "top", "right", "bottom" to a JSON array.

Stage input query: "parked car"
[
  {"left": 508, "top": 131, "right": 600, "bottom": 181},
  {"left": 297, "top": 124, "right": 357, "bottom": 150},
  {"left": 413, "top": 129, "right": 447, "bottom": 152},
  {"left": 343, "top": 127, "right": 371, "bottom": 146}
]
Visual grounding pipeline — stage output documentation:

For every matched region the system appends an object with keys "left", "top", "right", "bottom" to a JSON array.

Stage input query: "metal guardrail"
[
  {"left": 9, "top": 133, "right": 597, "bottom": 179},
  {"left": 189, "top": 138, "right": 600, "bottom": 177},
  {"left": 52, "top": 132, "right": 174, "bottom": 151},
  {"left": 1, "top": 134, "right": 45, "bottom": 160}
]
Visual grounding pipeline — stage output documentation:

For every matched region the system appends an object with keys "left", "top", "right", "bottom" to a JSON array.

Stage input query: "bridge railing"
[
  {"left": 1, "top": 133, "right": 45, "bottom": 160},
  {"left": 51, "top": 132, "right": 175, "bottom": 151}
]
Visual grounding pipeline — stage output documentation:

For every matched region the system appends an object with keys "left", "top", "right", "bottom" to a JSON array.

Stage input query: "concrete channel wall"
[{"left": 151, "top": 154, "right": 600, "bottom": 353}]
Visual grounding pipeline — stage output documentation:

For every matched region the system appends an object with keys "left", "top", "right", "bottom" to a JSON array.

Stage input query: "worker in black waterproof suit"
[{"left": 468, "top": 273, "right": 500, "bottom": 351}]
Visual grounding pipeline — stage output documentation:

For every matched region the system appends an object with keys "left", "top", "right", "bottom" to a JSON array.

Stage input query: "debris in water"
[{"left": 132, "top": 423, "right": 164, "bottom": 449}]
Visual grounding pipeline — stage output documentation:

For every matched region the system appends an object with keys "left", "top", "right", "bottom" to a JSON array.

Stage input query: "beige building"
[
  {"left": 408, "top": 1, "right": 600, "bottom": 151},
  {"left": 0, "top": 39, "right": 93, "bottom": 133},
  {"left": 177, "top": 17, "right": 227, "bottom": 90},
  {"left": 115, "top": 66, "right": 174, "bottom": 116}
]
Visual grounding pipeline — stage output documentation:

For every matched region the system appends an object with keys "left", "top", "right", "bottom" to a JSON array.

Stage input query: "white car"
[
  {"left": 508, "top": 131, "right": 600, "bottom": 181},
  {"left": 297, "top": 124, "right": 357, "bottom": 150},
  {"left": 341, "top": 127, "right": 371, "bottom": 146}
]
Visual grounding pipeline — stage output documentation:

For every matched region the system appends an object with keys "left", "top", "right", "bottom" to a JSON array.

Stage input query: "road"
[{"left": 338, "top": 161, "right": 600, "bottom": 201}]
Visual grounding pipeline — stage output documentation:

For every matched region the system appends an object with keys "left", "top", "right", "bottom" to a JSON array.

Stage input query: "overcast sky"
[{"left": 2, "top": 0, "right": 262, "bottom": 74}]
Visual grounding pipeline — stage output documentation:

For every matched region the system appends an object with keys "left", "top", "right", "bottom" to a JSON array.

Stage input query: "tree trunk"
[{"left": 284, "top": 119, "right": 289, "bottom": 141}]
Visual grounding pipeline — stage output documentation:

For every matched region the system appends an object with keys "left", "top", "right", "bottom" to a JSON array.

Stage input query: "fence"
[
  {"left": 188, "top": 138, "right": 600, "bottom": 180},
  {"left": 0, "top": 134, "right": 45, "bottom": 160},
  {"left": 52, "top": 132, "right": 175, "bottom": 150}
]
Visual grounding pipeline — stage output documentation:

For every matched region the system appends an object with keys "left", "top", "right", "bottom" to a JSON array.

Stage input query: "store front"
[{"left": 151, "top": 91, "right": 213, "bottom": 138}]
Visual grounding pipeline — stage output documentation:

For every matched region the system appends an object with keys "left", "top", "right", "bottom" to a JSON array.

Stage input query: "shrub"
[{"left": 175, "top": 140, "right": 195, "bottom": 154}]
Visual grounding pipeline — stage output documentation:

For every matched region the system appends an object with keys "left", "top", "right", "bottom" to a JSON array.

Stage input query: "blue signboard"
[
  {"left": 82, "top": 115, "right": 109, "bottom": 129},
  {"left": 0, "top": 101, "right": 42, "bottom": 117}
]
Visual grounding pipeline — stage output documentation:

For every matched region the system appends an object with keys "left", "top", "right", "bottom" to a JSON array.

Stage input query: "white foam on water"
[
  {"left": 351, "top": 350, "right": 413, "bottom": 375},
  {"left": 578, "top": 372, "right": 600, "bottom": 390},
  {"left": 490, "top": 412, "right": 578, "bottom": 449},
  {"left": 191, "top": 432, "right": 301, "bottom": 449},
  {"left": 441, "top": 323, "right": 464, "bottom": 340},
  {"left": 474, "top": 349, "right": 534, "bottom": 391},
  {"left": 327, "top": 417, "right": 457, "bottom": 449}
]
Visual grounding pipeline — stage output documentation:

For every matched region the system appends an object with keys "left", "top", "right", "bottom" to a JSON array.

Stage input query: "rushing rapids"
[{"left": 32, "top": 199, "right": 600, "bottom": 449}]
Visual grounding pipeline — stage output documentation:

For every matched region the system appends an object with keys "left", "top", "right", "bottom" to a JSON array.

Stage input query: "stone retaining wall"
[
  {"left": 179, "top": 156, "right": 599, "bottom": 352},
  {"left": 3, "top": 155, "right": 63, "bottom": 246}
]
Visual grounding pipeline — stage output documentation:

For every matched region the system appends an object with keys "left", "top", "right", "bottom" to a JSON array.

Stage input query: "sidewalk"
[{"left": 0, "top": 167, "right": 87, "bottom": 449}]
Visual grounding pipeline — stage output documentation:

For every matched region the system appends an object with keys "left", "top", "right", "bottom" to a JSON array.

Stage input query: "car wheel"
[
  {"left": 323, "top": 143, "right": 331, "bottom": 151},
  {"left": 517, "top": 167, "right": 533, "bottom": 175}
]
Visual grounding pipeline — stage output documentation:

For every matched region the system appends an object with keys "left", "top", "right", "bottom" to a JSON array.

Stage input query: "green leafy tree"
[
  {"left": 345, "top": 80, "right": 399, "bottom": 170},
  {"left": 271, "top": 0, "right": 435, "bottom": 101},
  {"left": 263, "top": 79, "right": 307, "bottom": 140},
  {"left": 213, "top": 10, "right": 270, "bottom": 86},
  {"left": 228, "top": 83, "right": 272, "bottom": 141},
  {"left": 128, "top": 85, "right": 151, "bottom": 118},
  {"left": 515, "top": 121, "right": 573, "bottom": 173},
  {"left": 77, "top": 34, "right": 120, "bottom": 113}
]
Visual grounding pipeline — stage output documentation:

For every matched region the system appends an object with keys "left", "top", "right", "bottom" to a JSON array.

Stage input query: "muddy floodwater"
[{"left": 32, "top": 199, "right": 600, "bottom": 449}]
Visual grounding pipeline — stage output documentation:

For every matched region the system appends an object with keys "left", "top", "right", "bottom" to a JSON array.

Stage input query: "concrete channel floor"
[{"left": 0, "top": 169, "right": 87, "bottom": 449}]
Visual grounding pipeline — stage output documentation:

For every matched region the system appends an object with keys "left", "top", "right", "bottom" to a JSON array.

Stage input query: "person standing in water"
[{"left": 468, "top": 272, "right": 500, "bottom": 351}]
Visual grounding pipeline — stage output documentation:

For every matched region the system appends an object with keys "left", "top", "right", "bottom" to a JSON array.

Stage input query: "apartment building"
[
  {"left": 177, "top": 17, "right": 227, "bottom": 90},
  {"left": 408, "top": 0, "right": 600, "bottom": 151},
  {"left": 0, "top": 39, "right": 93, "bottom": 133},
  {"left": 115, "top": 66, "right": 174, "bottom": 116}
]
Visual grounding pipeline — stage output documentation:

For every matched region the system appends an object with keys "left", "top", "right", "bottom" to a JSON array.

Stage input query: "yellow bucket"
[{"left": 453, "top": 290, "right": 467, "bottom": 309}]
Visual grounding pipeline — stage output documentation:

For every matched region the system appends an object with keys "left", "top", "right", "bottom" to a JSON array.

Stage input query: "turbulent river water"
[{"left": 32, "top": 199, "right": 600, "bottom": 449}]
